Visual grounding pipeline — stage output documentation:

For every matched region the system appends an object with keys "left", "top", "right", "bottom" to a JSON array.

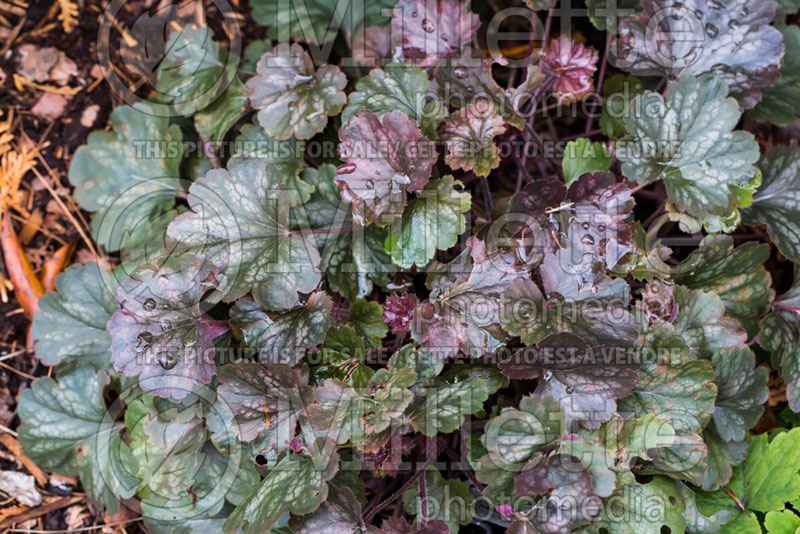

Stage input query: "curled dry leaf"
[{"left": 1, "top": 211, "right": 43, "bottom": 319}]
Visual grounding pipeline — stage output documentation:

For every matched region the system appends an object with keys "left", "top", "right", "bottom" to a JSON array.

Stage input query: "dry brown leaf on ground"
[
  {"left": 1, "top": 211, "right": 43, "bottom": 318},
  {"left": 80, "top": 104, "right": 100, "bottom": 128},
  {"left": 0, "top": 433, "right": 47, "bottom": 487},
  {"left": 31, "top": 93, "right": 68, "bottom": 119},
  {"left": 0, "top": 504, "right": 28, "bottom": 524},
  {"left": 0, "top": 470, "right": 42, "bottom": 507},
  {"left": 64, "top": 504, "right": 90, "bottom": 530},
  {"left": 15, "top": 44, "right": 77, "bottom": 85},
  {"left": 17, "top": 209, "right": 42, "bottom": 244},
  {"left": 40, "top": 239, "right": 75, "bottom": 292}
]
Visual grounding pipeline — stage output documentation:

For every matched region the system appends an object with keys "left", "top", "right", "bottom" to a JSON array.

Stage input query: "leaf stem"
[
  {"left": 363, "top": 439, "right": 439, "bottom": 523},
  {"left": 297, "top": 226, "right": 353, "bottom": 235},
  {"left": 585, "top": 37, "right": 611, "bottom": 135},
  {"left": 724, "top": 485, "right": 746, "bottom": 511}
]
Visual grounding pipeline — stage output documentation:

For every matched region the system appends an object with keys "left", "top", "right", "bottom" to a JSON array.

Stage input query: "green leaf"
[
  {"left": 618, "top": 323, "right": 717, "bottom": 479},
  {"left": 690, "top": 427, "right": 749, "bottom": 492},
  {"left": 599, "top": 74, "right": 644, "bottom": 138},
  {"left": 439, "top": 104, "right": 507, "bottom": 177},
  {"left": 672, "top": 286, "right": 748, "bottom": 359},
  {"left": 402, "top": 468, "right": 473, "bottom": 532},
  {"left": 588, "top": 473, "right": 686, "bottom": 534},
  {"left": 750, "top": 25, "right": 800, "bottom": 126},
  {"left": 194, "top": 77, "right": 250, "bottom": 144},
  {"left": 315, "top": 325, "right": 373, "bottom": 389},
  {"left": 250, "top": 0, "right": 395, "bottom": 44},
  {"left": 742, "top": 142, "right": 800, "bottom": 265},
  {"left": 562, "top": 138, "right": 613, "bottom": 186},
  {"left": 223, "top": 447, "right": 339, "bottom": 534},
  {"left": 343, "top": 64, "right": 446, "bottom": 139},
  {"left": 230, "top": 292, "right": 332, "bottom": 365},
  {"left": 406, "top": 377, "right": 489, "bottom": 436},
  {"left": 233, "top": 120, "right": 310, "bottom": 205},
  {"left": 618, "top": 75, "right": 759, "bottom": 219},
  {"left": 710, "top": 348, "right": 768, "bottom": 442},
  {"left": 765, "top": 510, "right": 800, "bottom": 534},
  {"left": 31, "top": 263, "right": 117, "bottom": 368},
  {"left": 308, "top": 368, "right": 416, "bottom": 449},
  {"left": 292, "top": 164, "right": 394, "bottom": 299},
  {"left": 620, "top": 325, "right": 717, "bottom": 436},
  {"left": 18, "top": 367, "right": 138, "bottom": 513},
  {"left": 476, "top": 395, "right": 565, "bottom": 502},
  {"left": 385, "top": 175, "right": 471, "bottom": 269},
  {"left": 306, "top": 379, "right": 365, "bottom": 445},
  {"left": 585, "top": 0, "right": 640, "bottom": 31},
  {"left": 167, "top": 157, "right": 322, "bottom": 309},
  {"left": 387, "top": 345, "right": 444, "bottom": 391},
  {"left": 696, "top": 429, "right": 800, "bottom": 532},
  {"left": 213, "top": 363, "right": 315, "bottom": 452},
  {"left": 155, "top": 24, "right": 240, "bottom": 116},
  {"left": 68, "top": 104, "right": 183, "bottom": 252},
  {"left": 677, "top": 482, "right": 734, "bottom": 534},
  {"left": 247, "top": 43, "right": 346, "bottom": 140},
  {"left": 560, "top": 415, "right": 677, "bottom": 500},
  {"left": 348, "top": 298, "right": 388, "bottom": 349},
  {"left": 672, "top": 235, "right": 774, "bottom": 337}
]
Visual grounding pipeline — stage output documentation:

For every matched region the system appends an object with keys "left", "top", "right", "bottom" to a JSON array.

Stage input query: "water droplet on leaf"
[
  {"left": 159, "top": 352, "right": 179, "bottom": 370},
  {"left": 143, "top": 298, "right": 156, "bottom": 311}
]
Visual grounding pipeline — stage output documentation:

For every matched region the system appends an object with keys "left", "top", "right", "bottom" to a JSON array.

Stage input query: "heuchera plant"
[{"left": 16, "top": 0, "right": 800, "bottom": 533}]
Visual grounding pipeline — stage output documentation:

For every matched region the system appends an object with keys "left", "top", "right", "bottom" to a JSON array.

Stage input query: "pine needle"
[{"left": 55, "top": 0, "right": 77, "bottom": 32}]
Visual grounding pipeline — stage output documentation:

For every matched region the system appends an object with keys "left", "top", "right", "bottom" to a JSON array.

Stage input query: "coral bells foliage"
[
  {"left": 17, "top": 0, "right": 800, "bottom": 533},
  {"left": 541, "top": 36, "right": 599, "bottom": 102}
]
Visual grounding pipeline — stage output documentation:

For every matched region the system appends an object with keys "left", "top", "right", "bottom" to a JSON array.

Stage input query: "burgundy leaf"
[
  {"left": 513, "top": 453, "right": 601, "bottom": 534},
  {"left": 541, "top": 36, "right": 599, "bottom": 102},
  {"left": 507, "top": 178, "right": 568, "bottom": 266},
  {"left": 411, "top": 237, "right": 529, "bottom": 358},
  {"left": 391, "top": 0, "right": 479, "bottom": 68},
  {"left": 500, "top": 333, "right": 638, "bottom": 428},
  {"left": 383, "top": 293, "right": 419, "bottom": 336},
  {"left": 566, "top": 172, "right": 635, "bottom": 270},
  {"left": 108, "top": 255, "right": 223, "bottom": 400},
  {"left": 336, "top": 109, "right": 438, "bottom": 225}
]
